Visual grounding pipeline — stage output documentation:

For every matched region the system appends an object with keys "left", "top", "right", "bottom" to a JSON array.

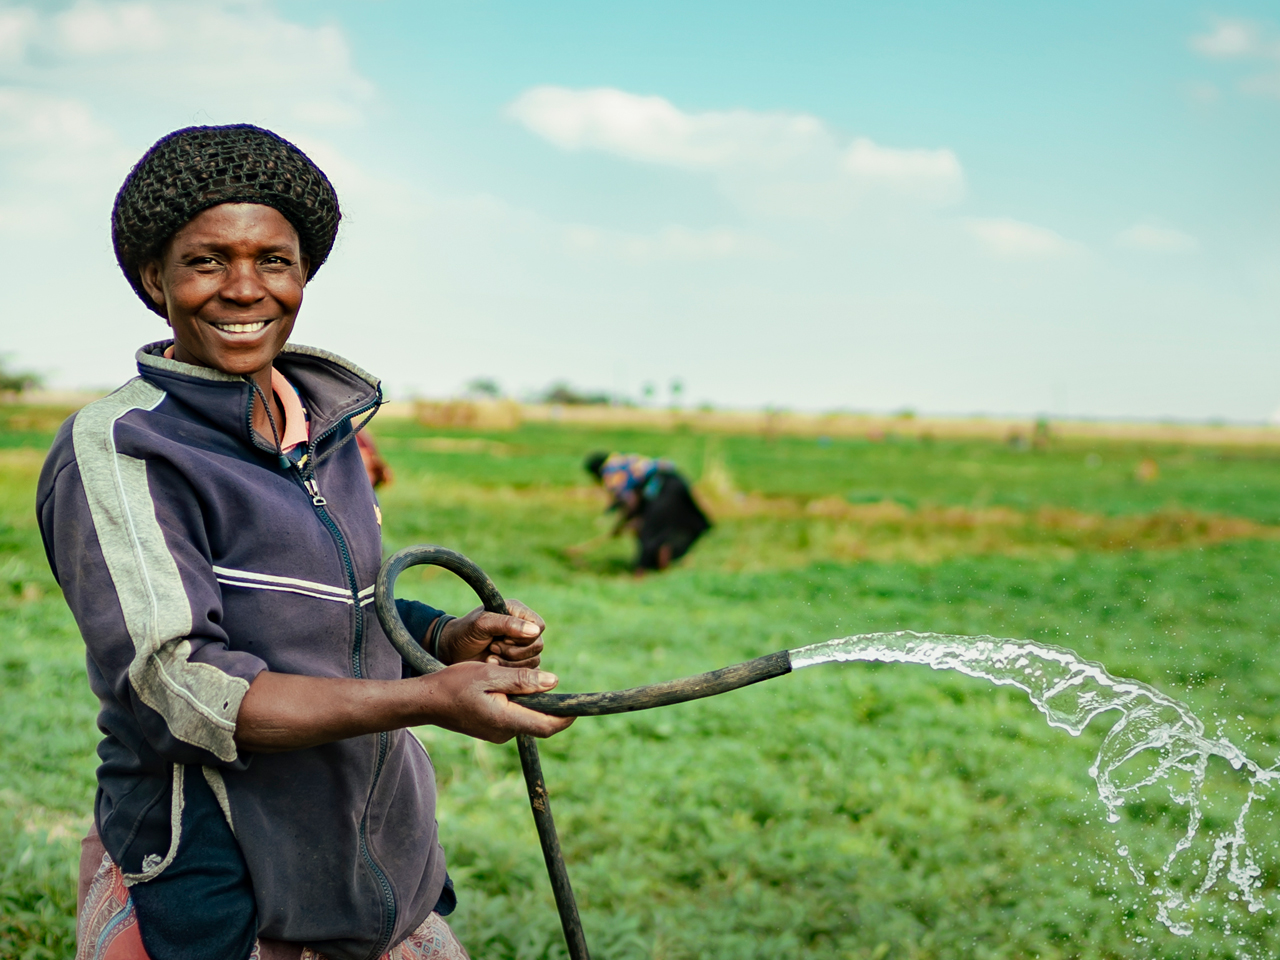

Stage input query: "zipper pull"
[{"left": 304, "top": 477, "right": 327, "bottom": 506}]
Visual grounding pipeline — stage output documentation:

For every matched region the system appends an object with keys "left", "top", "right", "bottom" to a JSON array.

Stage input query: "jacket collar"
[{"left": 136, "top": 340, "right": 382, "bottom": 460}]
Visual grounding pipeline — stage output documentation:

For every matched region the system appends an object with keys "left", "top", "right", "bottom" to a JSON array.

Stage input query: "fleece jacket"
[{"left": 37, "top": 341, "right": 448, "bottom": 960}]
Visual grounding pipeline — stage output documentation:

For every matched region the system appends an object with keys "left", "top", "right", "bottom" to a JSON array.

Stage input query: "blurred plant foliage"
[
  {"left": 464, "top": 378, "right": 503, "bottom": 400},
  {"left": 0, "top": 357, "right": 43, "bottom": 395},
  {"left": 3, "top": 410, "right": 1280, "bottom": 958},
  {"left": 538, "top": 382, "right": 614, "bottom": 406}
]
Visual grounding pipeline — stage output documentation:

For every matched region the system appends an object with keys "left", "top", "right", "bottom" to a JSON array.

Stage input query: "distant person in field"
[
  {"left": 357, "top": 429, "right": 393, "bottom": 487},
  {"left": 584, "top": 451, "right": 711, "bottom": 572}
]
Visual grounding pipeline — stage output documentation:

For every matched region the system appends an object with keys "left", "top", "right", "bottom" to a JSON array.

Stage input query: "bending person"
[
  {"left": 584, "top": 451, "right": 712, "bottom": 572},
  {"left": 37, "top": 124, "right": 571, "bottom": 960}
]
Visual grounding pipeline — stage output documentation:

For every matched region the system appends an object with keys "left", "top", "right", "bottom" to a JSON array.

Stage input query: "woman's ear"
[
  {"left": 138, "top": 261, "right": 168, "bottom": 311},
  {"left": 299, "top": 254, "right": 311, "bottom": 287}
]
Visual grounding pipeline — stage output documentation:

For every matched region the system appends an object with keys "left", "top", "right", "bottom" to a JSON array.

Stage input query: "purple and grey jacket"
[{"left": 36, "top": 342, "right": 447, "bottom": 960}]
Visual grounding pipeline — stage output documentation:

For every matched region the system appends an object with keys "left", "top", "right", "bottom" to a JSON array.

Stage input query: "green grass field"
[{"left": 4, "top": 406, "right": 1280, "bottom": 959}]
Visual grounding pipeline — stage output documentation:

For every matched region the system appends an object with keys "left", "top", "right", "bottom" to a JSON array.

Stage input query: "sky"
[{"left": 0, "top": 0, "right": 1277, "bottom": 420}]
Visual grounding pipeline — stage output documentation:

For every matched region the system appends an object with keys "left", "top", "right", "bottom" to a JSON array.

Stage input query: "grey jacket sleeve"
[{"left": 39, "top": 423, "right": 268, "bottom": 767}]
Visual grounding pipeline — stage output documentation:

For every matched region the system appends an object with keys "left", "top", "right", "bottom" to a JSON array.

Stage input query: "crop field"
[{"left": 4, "top": 405, "right": 1280, "bottom": 959}]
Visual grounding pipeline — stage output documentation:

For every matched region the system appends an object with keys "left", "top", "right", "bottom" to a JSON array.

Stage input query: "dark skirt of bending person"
[{"left": 636, "top": 470, "right": 712, "bottom": 570}]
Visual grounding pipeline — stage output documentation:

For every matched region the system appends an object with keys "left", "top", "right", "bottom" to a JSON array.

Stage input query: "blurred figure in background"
[
  {"left": 585, "top": 451, "right": 711, "bottom": 572},
  {"left": 357, "top": 430, "right": 393, "bottom": 487}
]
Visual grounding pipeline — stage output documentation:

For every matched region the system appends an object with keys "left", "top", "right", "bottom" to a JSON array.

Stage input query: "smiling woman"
[{"left": 37, "top": 125, "right": 573, "bottom": 960}]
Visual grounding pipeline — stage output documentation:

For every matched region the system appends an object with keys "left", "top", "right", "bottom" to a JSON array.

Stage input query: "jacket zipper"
[
  {"left": 246, "top": 379, "right": 395, "bottom": 957},
  {"left": 294, "top": 457, "right": 398, "bottom": 959},
  {"left": 300, "top": 389, "right": 381, "bottom": 477},
  {"left": 361, "top": 730, "right": 395, "bottom": 957}
]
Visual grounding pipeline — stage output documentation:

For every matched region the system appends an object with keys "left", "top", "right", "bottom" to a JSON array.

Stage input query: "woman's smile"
[
  {"left": 210, "top": 319, "right": 269, "bottom": 335},
  {"left": 203, "top": 317, "right": 276, "bottom": 344}
]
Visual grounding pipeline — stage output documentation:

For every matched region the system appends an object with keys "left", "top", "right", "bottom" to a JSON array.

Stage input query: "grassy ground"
[{"left": 3, "top": 407, "right": 1280, "bottom": 959}]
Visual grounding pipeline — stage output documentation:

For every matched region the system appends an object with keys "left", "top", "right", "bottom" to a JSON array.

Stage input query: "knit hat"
[{"left": 112, "top": 124, "right": 341, "bottom": 315}]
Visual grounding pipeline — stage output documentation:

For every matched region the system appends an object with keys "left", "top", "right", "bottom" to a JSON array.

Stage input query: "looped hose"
[
  {"left": 374, "top": 543, "right": 797, "bottom": 960},
  {"left": 374, "top": 544, "right": 590, "bottom": 958},
  {"left": 375, "top": 544, "right": 508, "bottom": 673},
  {"left": 375, "top": 544, "right": 792, "bottom": 716}
]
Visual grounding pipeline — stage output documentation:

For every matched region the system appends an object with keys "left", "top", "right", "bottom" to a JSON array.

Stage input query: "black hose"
[
  {"left": 375, "top": 545, "right": 794, "bottom": 716},
  {"left": 375, "top": 545, "right": 502, "bottom": 677},
  {"left": 375, "top": 545, "right": 590, "bottom": 960},
  {"left": 374, "top": 544, "right": 796, "bottom": 960}
]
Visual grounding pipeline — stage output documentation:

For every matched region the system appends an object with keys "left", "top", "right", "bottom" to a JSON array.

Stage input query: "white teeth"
[{"left": 214, "top": 321, "right": 267, "bottom": 334}]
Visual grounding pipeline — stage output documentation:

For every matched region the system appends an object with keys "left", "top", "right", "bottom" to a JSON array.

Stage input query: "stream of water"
[{"left": 788, "top": 632, "right": 1280, "bottom": 940}]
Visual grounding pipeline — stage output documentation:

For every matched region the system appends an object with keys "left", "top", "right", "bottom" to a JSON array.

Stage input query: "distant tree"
[
  {"left": 464, "top": 377, "right": 502, "bottom": 399},
  {"left": 541, "top": 382, "right": 611, "bottom": 405},
  {"left": 0, "top": 356, "right": 42, "bottom": 395}
]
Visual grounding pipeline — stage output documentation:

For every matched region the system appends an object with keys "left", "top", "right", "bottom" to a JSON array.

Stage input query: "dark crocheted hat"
[{"left": 112, "top": 124, "right": 341, "bottom": 314}]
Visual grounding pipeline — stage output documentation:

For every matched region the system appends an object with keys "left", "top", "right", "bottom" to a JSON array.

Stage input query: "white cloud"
[
  {"left": 844, "top": 137, "right": 964, "bottom": 201},
  {"left": 508, "top": 85, "right": 965, "bottom": 213},
  {"left": 1190, "top": 17, "right": 1280, "bottom": 100},
  {"left": 1114, "top": 223, "right": 1198, "bottom": 254},
  {"left": 0, "top": 87, "right": 128, "bottom": 207},
  {"left": 508, "top": 85, "right": 831, "bottom": 170},
  {"left": 0, "top": 7, "right": 35, "bottom": 63},
  {"left": 966, "top": 217, "right": 1081, "bottom": 259},
  {"left": 54, "top": 0, "right": 164, "bottom": 54},
  {"left": 2, "top": 1, "right": 374, "bottom": 128},
  {"left": 0, "top": 86, "right": 112, "bottom": 150},
  {"left": 0, "top": 1, "right": 378, "bottom": 230},
  {"left": 1192, "top": 19, "right": 1267, "bottom": 58}
]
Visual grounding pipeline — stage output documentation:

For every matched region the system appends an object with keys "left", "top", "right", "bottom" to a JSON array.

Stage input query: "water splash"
[{"left": 789, "top": 632, "right": 1280, "bottom": 936}]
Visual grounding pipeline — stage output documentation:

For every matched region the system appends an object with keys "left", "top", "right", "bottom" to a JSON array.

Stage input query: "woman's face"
[{"left": 139, "top": 203, "right": 310, "bottom": 378}]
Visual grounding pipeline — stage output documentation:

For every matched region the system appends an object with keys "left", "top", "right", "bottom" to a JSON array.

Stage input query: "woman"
[
  {"left": 37, "top": 125, "right": 572, "bottom": 960},
  {"left": 584, "top": 451, "right": 711, "bottom": 571}
]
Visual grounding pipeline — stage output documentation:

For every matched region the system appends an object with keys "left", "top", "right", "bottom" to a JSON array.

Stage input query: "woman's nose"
[{"left": 220, "top": 260, "right": 267, "bottom": 304}]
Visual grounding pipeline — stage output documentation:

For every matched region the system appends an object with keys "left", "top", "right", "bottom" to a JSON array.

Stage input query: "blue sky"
[{"left": 1, "top": 1, "right": 1277, "bottom": 419}]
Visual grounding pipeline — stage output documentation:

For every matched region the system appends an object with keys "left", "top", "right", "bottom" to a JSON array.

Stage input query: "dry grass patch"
[{"left": 381, "top": 472, "right": 1280, "bottom": 571}]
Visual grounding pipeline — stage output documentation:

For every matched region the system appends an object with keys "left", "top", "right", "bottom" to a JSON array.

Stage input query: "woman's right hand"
[{"left": 418, "top": 661, "right": 574, "bottom": 743}]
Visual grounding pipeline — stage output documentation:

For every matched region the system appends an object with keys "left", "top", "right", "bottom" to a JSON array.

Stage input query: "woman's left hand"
[{"left": 439, "top": 600, "right": 546, "bottom": 668}]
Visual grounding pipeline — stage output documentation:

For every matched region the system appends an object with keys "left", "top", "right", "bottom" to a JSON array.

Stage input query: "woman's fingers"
[
  {"left": 438, "top": 601, "right": 550, "bottom": 668},
  {"left": 483, "top": 667, "right": 574, "bottom": 738},
  {"left": 422, "top": 662, "right": 573, "bottom": 742},
  {"left": 486, "top": 649, "right": 542, "bottom": 669},
  {"left": 503, "top": 599, "right": 546, "bottom": 632},
  {"left": 473, "top": 609, "right": 542, "bottom": 641},
  {"left": 499, "top": 708, "right": 574, "bottom": 739},
  {"left": 487, "top": 634, "right": 543, "bottom": 657},
  {"left": 486, "top": 665, "right": 557, "bottom": 694},
  {"left": 473, "top": 602, "right": 546, "bottom": 666}
]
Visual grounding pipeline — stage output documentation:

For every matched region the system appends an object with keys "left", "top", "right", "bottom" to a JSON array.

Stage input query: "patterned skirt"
[{"left": 77, "top": 847, "right": 470, "bottom": 960}]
